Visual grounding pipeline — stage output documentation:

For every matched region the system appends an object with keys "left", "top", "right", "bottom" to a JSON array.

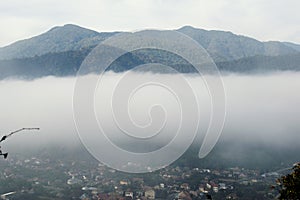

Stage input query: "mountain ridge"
[
  {"left": 177, "top": 26, "right": 298, "bottom": 61},
  {"left": 0, "top": 24, "right": 299, "bottom": 79},
  {"left": 0, "top": 24, "right": 118, "bottom": 60},
  {"left": 0, "top": 24, "right": 299, "bottom": 61}
]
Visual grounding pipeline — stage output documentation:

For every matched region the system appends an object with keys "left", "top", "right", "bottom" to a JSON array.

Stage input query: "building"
[{"left": 144, "top": 189, "right": 155, "bottom": 199}]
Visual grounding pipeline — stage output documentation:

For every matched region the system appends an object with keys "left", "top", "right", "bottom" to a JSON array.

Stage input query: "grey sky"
[{"left": 0, "top": 0, "right": 299, "bottom": 47}]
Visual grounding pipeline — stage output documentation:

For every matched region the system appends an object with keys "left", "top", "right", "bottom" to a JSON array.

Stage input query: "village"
[{"left": 0, "top": 153, "right": 283, "bottom": 200}]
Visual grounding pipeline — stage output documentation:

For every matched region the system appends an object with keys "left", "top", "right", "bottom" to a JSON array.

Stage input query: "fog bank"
[{"left": 0, "top": 72, "right": 299, "bottom": 154}]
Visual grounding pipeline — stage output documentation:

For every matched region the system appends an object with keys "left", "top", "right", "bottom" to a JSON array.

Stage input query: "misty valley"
[
  {"left": 1, "top": 72, "right": 300, "bottom": 199},
  {"left": 0, "top": 23, "right": 300, "bottom": 200}
]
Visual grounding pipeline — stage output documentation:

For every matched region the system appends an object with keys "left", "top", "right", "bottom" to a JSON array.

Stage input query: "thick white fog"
[{"left": 0, "top": 72, "right": 300, "bottom": 154}]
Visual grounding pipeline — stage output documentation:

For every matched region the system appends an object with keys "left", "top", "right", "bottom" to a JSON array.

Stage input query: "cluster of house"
[
  {"left": 78, "top": 181, "right": 156, "bottom": 200},
  {"left": 74, "top": 165, "right": 260, "bottom": 200},
  {"left": 0, "top": 155, "right": 284, "bottom": 200}
]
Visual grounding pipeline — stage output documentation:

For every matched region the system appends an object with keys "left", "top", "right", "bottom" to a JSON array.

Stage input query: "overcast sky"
[{"left": 0, "top": 0, "right": 299, "bottom": 47}]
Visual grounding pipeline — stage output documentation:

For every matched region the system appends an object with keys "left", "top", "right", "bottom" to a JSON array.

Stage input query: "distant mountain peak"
[
  {"left": 178, "top": 25, "right": 206, "bottom": 33},
  {"left": 177, "top": 26, "right": 297, "bottom": 61},
  {"left": 63, "top": 24, "right": 81, "bottom": 28},
  {"left": 178, "top": 25, "right": 234, "bottom": 35},
  {"left": 179, "top": 25, "right": 198, "bottom": 30},
  {"left": 0, "top": 24, "right": 114, "bottom": 60},
  {"left": 48, "top": 24, "right": 97, "bottom": 33}
]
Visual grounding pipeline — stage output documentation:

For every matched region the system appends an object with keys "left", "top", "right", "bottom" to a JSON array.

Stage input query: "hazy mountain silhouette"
[
  {"left": 0, "top": 24, "right": 299, "bottom": 79},
  {"left": 0, "top": 24, "right": 118, "bottom": 60},
  {"left": 177, "top": 26, "right": 298, "bottom": 61}
]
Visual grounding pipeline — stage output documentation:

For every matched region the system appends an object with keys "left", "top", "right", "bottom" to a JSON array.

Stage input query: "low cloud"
[{"left": 0, "top": 72, "right": 299, "bottom": 154}]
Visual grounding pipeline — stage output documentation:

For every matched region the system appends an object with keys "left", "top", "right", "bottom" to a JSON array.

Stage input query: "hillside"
[
  {"left": 0, "top": 48, "right": 299, "bottom": 79},
  {"left": 0, "top": 24, "right": 117, "bottom": 60},
  {"left": 177, "top": 26, "right": 298, "bottom": 61},
  {"left": 0, "top": 24, "right": 299, "bottom": 79}
]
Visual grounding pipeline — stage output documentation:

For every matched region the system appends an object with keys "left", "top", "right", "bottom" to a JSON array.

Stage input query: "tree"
[{"left": 277, "top": 163, "right": 300, "bottom": 199}]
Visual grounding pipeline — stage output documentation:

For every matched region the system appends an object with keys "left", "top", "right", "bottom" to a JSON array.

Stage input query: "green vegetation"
[{"left": 277, "top": 163, "right": 300, "bottom": 200}]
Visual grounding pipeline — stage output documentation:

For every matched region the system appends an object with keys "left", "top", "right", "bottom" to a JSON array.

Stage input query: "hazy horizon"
[{"left": 1, "top": 0, "right": 300, "bottom": 47}]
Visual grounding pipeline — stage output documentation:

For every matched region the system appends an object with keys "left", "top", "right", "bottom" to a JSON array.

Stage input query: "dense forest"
[{"left": 0, "top": 47, "right": 299, "bottom": 79}]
